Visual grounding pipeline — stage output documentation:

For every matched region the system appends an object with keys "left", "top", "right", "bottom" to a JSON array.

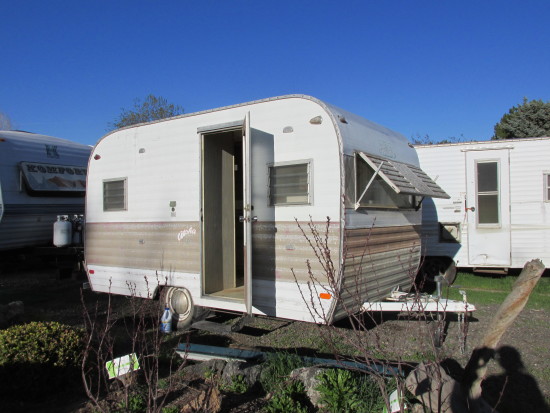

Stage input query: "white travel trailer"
[
  {"left": 84, "top": 95, "right": 448, "bottom": 327},
  {"left": 0, "top": 131, "right": 91, "bottom": 252},
  {"left": 416, "top": 137, "right": 550, "bottom": 277}
]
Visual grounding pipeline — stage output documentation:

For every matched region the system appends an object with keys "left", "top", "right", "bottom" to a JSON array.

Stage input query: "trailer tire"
[
  {"left": 420, "top": 257, "right": 457, "bottom": 286},
  {"left": 161, "top": 287, "right": 209, "bottom": 330}
]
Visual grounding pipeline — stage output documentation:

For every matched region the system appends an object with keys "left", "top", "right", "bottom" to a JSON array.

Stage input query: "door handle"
[
  {"left": 466, "top": 206, "right": 476, "bottom": 212},
  {"left": 239, "top": 216, "right": 258, "bottom": 223}
]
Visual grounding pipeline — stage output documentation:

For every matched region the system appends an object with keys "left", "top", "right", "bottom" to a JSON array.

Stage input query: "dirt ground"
[{"left": 1, "top": 259, "right": 549, "bottom": 412}]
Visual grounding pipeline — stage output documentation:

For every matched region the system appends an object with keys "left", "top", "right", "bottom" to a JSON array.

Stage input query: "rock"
[
  {"left": 290, "top": 366, "right": 327, "bottom": 407},
  {"left": 181, "top": 384, "right": 222, "bottom": 413},
  {"left": 405, "top": 361, "right": 494, "bottom": 413},
  {"left": 182, "top": 359, "right": 227, "bottom": 379},
  {"left": 221, "top": 360, "right": 263, "bottom": 388}
]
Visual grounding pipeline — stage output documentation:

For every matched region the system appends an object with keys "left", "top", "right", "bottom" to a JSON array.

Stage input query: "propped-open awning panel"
[{"left": 358, "top": 152, "right": 449, "bottom": 199}]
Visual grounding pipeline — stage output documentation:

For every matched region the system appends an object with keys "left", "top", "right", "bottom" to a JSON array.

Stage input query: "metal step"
[
  {"left": 190, "top": 320, "right": 234, "bottom": 334},
  {"left": 190, "top": 314, "right": 254, "bottom": 334}
]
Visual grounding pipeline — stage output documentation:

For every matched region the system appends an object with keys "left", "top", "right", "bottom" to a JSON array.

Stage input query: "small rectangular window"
[
  {"left": 269, "top": 162, "right": 310, "bottom": 205},
  {"left": 103, "top": 178, "right": 127, "bottom": 211},
  {"left": 476, "top": 161, "right": 499, "bottom": 224},
  {"left": 544, "top": 173, "right": 550, "bottom": 202}
]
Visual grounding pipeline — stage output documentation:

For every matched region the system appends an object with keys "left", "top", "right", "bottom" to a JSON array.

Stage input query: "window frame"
[
  {"left": 103, "top": 178, "right": 128, "bottom": 212},
  {"left": 267, "top": 160, "right": 312, "bottom": 206},
  {"left": 475, "top": 160, "right": 500, "bottom": 227},
  {"left": 353, "top": 153, "right": 418, "bottom": 210}
]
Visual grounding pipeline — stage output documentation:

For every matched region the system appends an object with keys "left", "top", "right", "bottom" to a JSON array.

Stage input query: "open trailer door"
[{"left": 241, "top": 112, "right": 253, "bottom": 315}]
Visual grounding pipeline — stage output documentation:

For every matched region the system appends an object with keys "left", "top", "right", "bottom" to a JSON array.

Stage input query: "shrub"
[
  {"left": 264, "top": 380, "right": 309, "bottom": 413},
  {"left": 117, "top": 389, "right": 147, "bottom": 413},
  {"left": 260, "top": 351, "right": 306, "bottom": 393},
  {"left": 0, "top": 321, "right": 84, "bottom": 400},
  {"left": 221, "top": 374, "right": 249, "bottom": 394},
  {"left": 316, "top": 368, "right": 385, "bottom": 413}
]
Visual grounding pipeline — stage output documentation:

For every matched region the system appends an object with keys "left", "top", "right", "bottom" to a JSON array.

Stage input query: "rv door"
[
  {"left": 242, "top": 112, "right": 253, "bottom": 315},
  {"left": 465, "top": 149, "right": 511, "bottom": 266}
]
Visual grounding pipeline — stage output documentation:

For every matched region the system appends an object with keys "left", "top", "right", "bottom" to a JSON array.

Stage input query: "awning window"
[{"left": 356, "top": 152, "right": 449, "bottom": 206}]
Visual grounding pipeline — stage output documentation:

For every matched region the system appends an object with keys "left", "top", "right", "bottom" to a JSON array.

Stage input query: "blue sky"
[{"left": 1, "top": 1, "right": 549, "bottom": 146}]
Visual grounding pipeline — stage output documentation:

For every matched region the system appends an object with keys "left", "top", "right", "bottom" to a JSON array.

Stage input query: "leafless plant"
[
  {"left": 292, "top": 216, "right": 456, "bottom": 412},
  {"left": 80, "top": 275, "right": 190, "bottom": 412}
]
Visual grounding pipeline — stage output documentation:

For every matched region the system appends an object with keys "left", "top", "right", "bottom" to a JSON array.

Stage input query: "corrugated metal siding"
[
  {"left": 252, "top": 221, "right": 340, "bottom": 283},
  {"left": 332, "top": 225, "right": 420, "bottom": 321},
  {"left": 85, "top": 222, "right": 201, "bottom": 272}
]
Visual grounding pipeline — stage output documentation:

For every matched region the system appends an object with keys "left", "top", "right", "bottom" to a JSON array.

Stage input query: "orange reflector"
[{"left": 319, "top": 293, "right": 331, "bottom": 300}]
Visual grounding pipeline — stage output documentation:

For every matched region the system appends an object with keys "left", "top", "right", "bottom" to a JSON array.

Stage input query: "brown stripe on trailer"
[
  {"left": 252, "top": 220, "right": 341, "bottom": 283},
  {"left": 332, "top": 225, "right": 420, "bottom": 321},
  {"left": 85, "top": 222, "right": 201, "bottom": 272}
]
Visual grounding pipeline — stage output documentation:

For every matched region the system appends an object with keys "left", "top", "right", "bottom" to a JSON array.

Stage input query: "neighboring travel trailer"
[
  {"left": 84, "top": 95, "right": 448, "bottom": 327},
  {"left": 0, "top": 131, "right": 91, "bottom": 252},
  {"left": 416, "top": 137, "right": 550, "bottom": 278}
]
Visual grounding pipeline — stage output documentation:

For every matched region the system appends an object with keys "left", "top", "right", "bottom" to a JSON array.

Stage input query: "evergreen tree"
[{"left": 493, "top": 98, "right": 550, "bottom": 139}]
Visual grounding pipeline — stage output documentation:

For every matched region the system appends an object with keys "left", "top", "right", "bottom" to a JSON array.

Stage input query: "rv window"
[
  {"left": 268, "top": 162, "right": 310, "bottom": 205},
  {"left": 476, "top": 161, "right": 499, "bottom": 224},
  {"left": 344, "top": 155, "right": 356, "bottom": 208},
  {"left": 103, "top": 178, "right": 127, "bottom": 211},
  {"left": 355, "top": 155, "right": 416, "bottom": 209},
  {"left": 545, "top": 173, "right": 550, "bottom": 202}
]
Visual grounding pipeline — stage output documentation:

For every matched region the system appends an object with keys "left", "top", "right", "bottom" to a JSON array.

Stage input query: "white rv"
[
  {"left": 416, "top": 137, "right": 550, "bottom": 277},
  {"left": 0, "top": 131, "right": 91, "bottom": 252},
  {"left": 84, "top": 95, "right": 448, "bottom": 327}
]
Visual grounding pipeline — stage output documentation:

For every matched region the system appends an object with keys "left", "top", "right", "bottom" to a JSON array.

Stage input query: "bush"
[
  {"left": 0, "top": 321, "right": 84, "bottom": 400},
  {"left": 264, "top": 380, "right": 309, "bottom": 413},
  {"left": 316, "top": 368, "right": 386, "bottom": 413},
  {"left": 259, "top": 351, "right": 306, "bottom": 393}
]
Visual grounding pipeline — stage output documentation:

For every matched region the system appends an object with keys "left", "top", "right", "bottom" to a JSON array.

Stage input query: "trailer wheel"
[
  {"left": 420, "top": 257, "right": 457, "bottom": 286},
  {"left": 161, "top": 287, "right": 209, "bottom": 330}
]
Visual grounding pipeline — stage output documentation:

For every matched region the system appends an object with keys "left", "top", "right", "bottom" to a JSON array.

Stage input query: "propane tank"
[{"left": 53, "top": 215, "right": 72, "bottom": 247}]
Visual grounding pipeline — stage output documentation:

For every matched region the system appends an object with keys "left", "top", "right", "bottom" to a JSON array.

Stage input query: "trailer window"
[
  {"left": 103, "top": 178, "right": 127, "bottom": 211},
  {"left": 356, "top": 155, "right": 416, "bottom": 209},
  {"left": 545, "top": 173, "right": 550, "bottom": 202},
  {"left": 476, "top": 161, "right": 499, "bottom": 224},
  {"left": 268, "top": 161, "right": 310, "bottom": 205},
  {"left": 344, "top": 155, "right": 356, "bottom": 208}
]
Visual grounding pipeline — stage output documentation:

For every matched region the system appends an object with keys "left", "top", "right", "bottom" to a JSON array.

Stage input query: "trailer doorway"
[
  {"left": 465, "top": 149, "right": 511, "bottom": 266},
  {"left": 201, "top": 128, "right": 245, "bottom": 301}
]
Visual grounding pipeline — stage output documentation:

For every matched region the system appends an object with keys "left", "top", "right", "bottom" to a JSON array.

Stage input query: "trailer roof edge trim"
[{"left": 359, "top": 152, "right": 450, "bottom": 199}]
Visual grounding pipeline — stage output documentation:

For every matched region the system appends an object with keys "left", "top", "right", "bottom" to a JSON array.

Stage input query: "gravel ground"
[{"left": 1, "top": 259, "right": 549, "bottom": 412}]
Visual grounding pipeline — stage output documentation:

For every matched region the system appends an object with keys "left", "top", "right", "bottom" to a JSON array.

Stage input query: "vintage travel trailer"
[
  {"left": 416, "top": 137, "right": 550, "bottom": 276},
  {"left": 0, "top": 130, "right": 91, "bottom": 252},
  {"left": 84, "top": 95, "right": 448, "bottom": 327}
]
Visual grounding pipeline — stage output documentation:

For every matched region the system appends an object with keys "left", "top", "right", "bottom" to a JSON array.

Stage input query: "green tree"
[
  {"left": 493, "top": 97, "right": 550, "bottom": 139},
  {"left": 109, "top": 94, "right": 184, "bottom": 130}
]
